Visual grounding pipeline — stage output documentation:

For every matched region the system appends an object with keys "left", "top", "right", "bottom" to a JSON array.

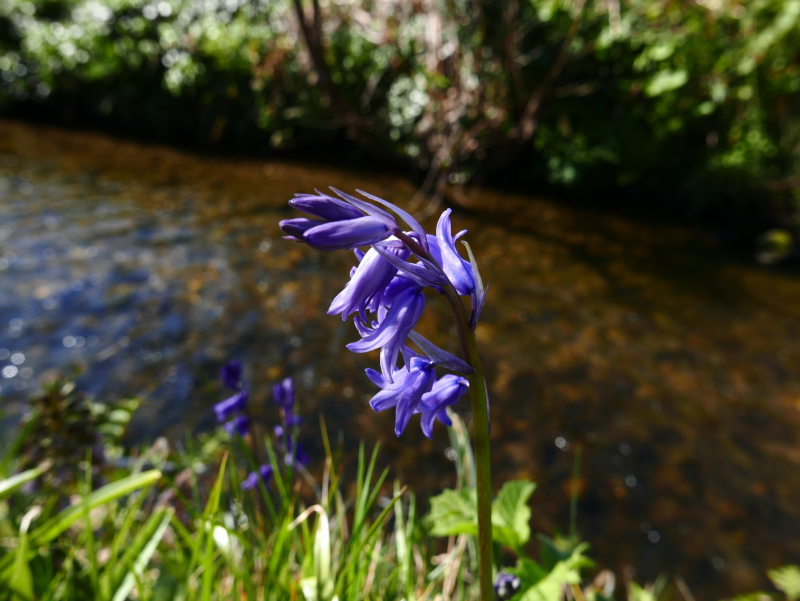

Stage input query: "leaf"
[
  {"left": 769, "top": 565, "right": 800, "bottom": 600},
  {"left": 427, "top": 489, "right": 478, "bottom": 538},
  {"left": 0, "top": 461, "right": 51, "bottom": 500},
  {"left": 510, "top": 543, "right": 593, "bottom": 601},
  {"left": 0, "top": 470, "right": 162, "bottom": 578},
  {"left": 644, "top": 70, "right": 688, "bottom": 97},
  {"left": 491, "top": 480, "right": 535, "bottom": 552},
  {"left": 112, "top": 509, "right": 173, "bottom": 601},
  {"left": 628, "top": 582, "right": 658, "bottom": 601},
  {"left": 9, "top": 508, "right": 39, "bottom": 601},
  {"left": 32, "top": 470, "right": 162, "bottom": 544}
]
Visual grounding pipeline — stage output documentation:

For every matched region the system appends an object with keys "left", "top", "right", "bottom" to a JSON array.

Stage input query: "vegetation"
[
  {"left": 0, "top": 382, "right": 798, "bottom": 600},
  {"left": 1, "top": 0, "right": 799, "bottom": 231}
]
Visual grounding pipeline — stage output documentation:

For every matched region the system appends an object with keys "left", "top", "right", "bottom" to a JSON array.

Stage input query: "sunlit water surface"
[{"left": 1, "top": 120, "right": 799, "bottom": 598}]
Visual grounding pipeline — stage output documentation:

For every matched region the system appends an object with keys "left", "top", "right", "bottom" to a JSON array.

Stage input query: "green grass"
[{"left": 0, "top": 408, "right": 797, "bottom": 601}]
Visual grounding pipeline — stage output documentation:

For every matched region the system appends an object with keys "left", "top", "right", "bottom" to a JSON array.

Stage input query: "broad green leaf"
[
  {"left": 510, "top": 542, "right": 593, "bottom": 601},
  {"left": 427, "top": 489, "right": 478, "bottom": 538},
  {"left": 769, "top": 565, "right": 800, "bottom": 600},
  {"left": 492, "top": 480, "right": 535, "bottom": 552}
]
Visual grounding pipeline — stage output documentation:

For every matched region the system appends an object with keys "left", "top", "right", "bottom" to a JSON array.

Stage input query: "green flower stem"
[
  {"left": 396, "top": 232, "right": 494, "bottom": 600},
  {"left": 442, "top": 286, "right": 493, "bottom": 601}
]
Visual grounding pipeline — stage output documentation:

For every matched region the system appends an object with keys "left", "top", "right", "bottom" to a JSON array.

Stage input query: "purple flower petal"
[
  {"left": 327, "top": 245, "right": 409, "bottom": 321},
  {"left": 303, "top": 216, "right": 393, "bottom": 251},
  {"left": 223, "top": 414, "right": 250, "bottom": 436},
  {"left": 346, "top": 288, "right": 425, "bottom": 377},
  {"left": 290, "top": 193, "right": 364, "bottom": 221},
  {"left": 435, "top": 209, "right": 475, "bottom": 295},
  {"left": 214, "top": 390, "right": 248, "bottom": 423},
  {"left": 280, "top": 217, "right": 324, "bottom": 239}
]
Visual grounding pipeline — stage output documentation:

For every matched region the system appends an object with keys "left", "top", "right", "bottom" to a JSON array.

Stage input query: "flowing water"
[{"left": 1, "top": 119, "right": 799, "bottom": 598}]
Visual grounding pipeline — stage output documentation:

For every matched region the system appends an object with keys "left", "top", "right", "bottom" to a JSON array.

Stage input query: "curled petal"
[
  {"left": 328, "top": 245, "right": 409, "bottom": 321},
  {"left": 435, "top": 209, "right": 475, "bottom": 295},
  {"left": 347, "top": 288, "right": 425, "bottom": 377}
]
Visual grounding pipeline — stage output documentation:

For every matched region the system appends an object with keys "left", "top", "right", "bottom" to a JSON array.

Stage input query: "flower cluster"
[
  {"left": 280, "top": 189, "right": 486, "bottom": 438},
  {"left": 241, "top": 376, "right": 309, "bottom": 490},
  {"left": 214, "top": 359, "right": 249, "bottom": 436},
  {"left": 214, "top": 362, "right": 309, "bottom": 491}
]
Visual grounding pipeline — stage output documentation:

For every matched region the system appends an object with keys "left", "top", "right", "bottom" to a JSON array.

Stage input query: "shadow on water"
[{"left": 0, "top": 119, "right": 799, "bottom": 598}]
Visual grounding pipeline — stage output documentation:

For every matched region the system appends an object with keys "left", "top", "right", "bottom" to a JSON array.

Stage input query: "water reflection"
[{"left": 1, "top": 120, "right": 799, "bottom": 598}]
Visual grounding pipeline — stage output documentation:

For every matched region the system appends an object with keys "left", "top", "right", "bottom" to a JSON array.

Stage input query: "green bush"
[{"left": 1, "top": 1, "right": 799, "bottom": 227}]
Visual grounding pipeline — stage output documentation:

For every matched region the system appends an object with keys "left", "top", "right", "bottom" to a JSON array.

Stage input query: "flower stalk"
[{"left": 401, "top": 231, "right": 494, "bottom": 600}]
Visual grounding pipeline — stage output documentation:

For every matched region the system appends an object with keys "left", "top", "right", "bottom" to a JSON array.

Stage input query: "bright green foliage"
[
  {"left": 428, "top": 488, "right": 479, "bottom": 538},
  {"left": 492, "top": 480, "right": 536, "bottom": 553},
  {"left": 1, "top": 0, "right": 800, "bottom": 223},
  {"left": 770, "top": 565, "right": 800, "bottom": 600},
  {"left": 507, "top": 541, "right": 593, "bottom": 601}
]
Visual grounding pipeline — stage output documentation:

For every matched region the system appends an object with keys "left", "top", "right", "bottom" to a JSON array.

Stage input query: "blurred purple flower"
[
  {"left": 221, "top": 359, "right": 243, "bottom": 390},
  {"left": 223, "top": 414, "right": 250, "bottom": 437},
  {"left": 494, "top": 572, "right": 521, "bottom": 599},
  {"left": 272, "top": 377, "right": 294, "bottom": 409},
  {"left": 286, "top": 438, "right": 310, "bottom": 467},
  {"left": 242, "top": 464, "right": 274, "bottom": 490},
  {"left": 214, "top": 390, "right": 248, "bottom": 423}
]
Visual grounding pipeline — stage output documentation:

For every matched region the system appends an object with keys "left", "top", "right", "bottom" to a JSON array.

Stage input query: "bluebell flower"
[
  {"left": 221, "top": 359, "right": 243, "bottom": 391},
  {"left": 289, "top": 192, "right": 364, "bottom": 221},
  {"left": 272, "top": 377, "right": 294, "bottom": 409},
  {"left": 280, "top": 217, "right": 323, "bottom": 239},
  {"left": 214, "top": 390, "right": 248, "bottom": 423},
  {"left": 494, "top": 572, "right": 521, "bottom": 599},
  {"left": 242, "top": 464, "right": 274, "bottom": 490},
  {"left": 223, "top": 414, "right": 250, "bottom": 437},
  {"left": 328, "top": 244, "right": 409, "bottom": 321},
  {"left": 419, "top": 375, "right": 469, "bottom": 439},
  {"left": 284, "top": 413, "right": 302, "bottom": 427},
  {"left": 285, "top": 438, "right": 310, "bottom": 467},
  {"left": 302, "top": 216, "right": 395, "bottom": 251},
  {"left": 366, "top": 355, "right": 437, "bottom": 436},
  {"left": 347, "top": 287, "right": 425, "bottom": 378},
  {"left": 428, "top": 209, "right": 475, "bottom": 296},
  {"left": 280, "top": 191, "right": 400, "bottom": 251}
]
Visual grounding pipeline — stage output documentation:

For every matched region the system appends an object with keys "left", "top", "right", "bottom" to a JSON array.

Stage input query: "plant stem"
[
  {"left": 462, "top": 325, "right": 493, "bottom": 601},
  {"left": 396, "top": 232, "right": 494, "bottom": 599}
]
